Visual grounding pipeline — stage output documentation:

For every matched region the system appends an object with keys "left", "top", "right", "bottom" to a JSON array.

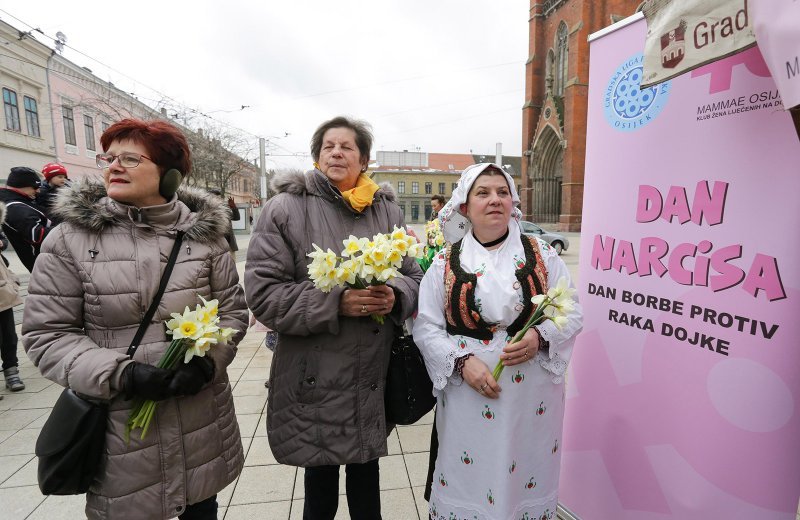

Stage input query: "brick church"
[{"left": 521, "top": 0, "right": 643, "bottom": 231}]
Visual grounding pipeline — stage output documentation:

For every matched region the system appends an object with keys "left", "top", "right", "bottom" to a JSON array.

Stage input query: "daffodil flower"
[
  {"left": 492, "top": 276, "right": 576, "bottom": 381},
  {"left": 128, "top": 295, "right": 240, "bottom": 442}
]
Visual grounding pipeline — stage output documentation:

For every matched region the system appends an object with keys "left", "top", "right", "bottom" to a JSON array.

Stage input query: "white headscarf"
[{"left": 439, "top": 163, "right": 522, "bottom": 243}]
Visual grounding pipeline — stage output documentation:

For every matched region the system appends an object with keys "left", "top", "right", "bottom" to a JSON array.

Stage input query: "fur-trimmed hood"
[
  {"left": 0, "top": 201, "right": 6, "bottom": 227},
  {"left": 50, "top": 180, "right": 231, "bottom": 244},
  {"left": 271, "top": 169, "right": 396, "bottom": 204}
]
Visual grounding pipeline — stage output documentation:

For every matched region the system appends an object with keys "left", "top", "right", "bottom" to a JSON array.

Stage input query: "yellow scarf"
[{"left": 341, "top": 173, "right": 380, "bottom": 212}]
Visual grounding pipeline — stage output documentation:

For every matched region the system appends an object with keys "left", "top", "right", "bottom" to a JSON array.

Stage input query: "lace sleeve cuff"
[
  {"left": 536, "top": 322, "right": 567, "bottom": 383},
  {"left": 432, "top": 347, "right": 465, "bottom": 391}
]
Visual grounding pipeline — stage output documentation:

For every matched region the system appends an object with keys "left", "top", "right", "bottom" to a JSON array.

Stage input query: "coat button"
[
  {"left": 175, "top": 506, "right": 183, "bottom": 512},
  {"left": 370, "top": 383, "right": 378, "bottom": 391},
  {"left": 373, "top": 328, "right": 380, "bottom": 335},
  {"left": 306, "top": 376, "right": 316, "bottom": 386}
]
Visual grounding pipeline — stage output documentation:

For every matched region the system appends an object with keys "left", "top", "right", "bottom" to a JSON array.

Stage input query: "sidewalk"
[
  {"left": 0, "top": 234, "right": 433, "bottom": 520},
  {"left": 0, "top": 229, "right": 581, "bottom": 519}
]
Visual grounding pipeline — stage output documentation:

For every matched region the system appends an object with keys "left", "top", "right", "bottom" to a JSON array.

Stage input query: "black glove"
[
  {"left": 122, "top": 362, "right": 175, "bottom": 401},
  {"left": 167, "top": 356, "right": 215, "bottom": 397}
]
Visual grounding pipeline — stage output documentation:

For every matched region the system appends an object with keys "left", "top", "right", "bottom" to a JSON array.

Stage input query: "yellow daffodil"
[
  {"left": 551, "top": 315, "right": 569, "bottom": 330},
  {"left": 341, "top": 236, "right": 368, "bottom": 257},
  {"left": 387, "top": 250, "right": 403, "bottom": 267},
  {"left": 376, "top": 266, "right": 399, "bottom": 282},
  {"left": 390, "top": 226, "right": 407, "bottom": 241},
  {"left": 336, "top": 259, "right": 358, "bottom": 285},
  {"left": 392, "top": 238, "right": 409, "bottom": 254},
  {"left": 198, "top": 295, "right": 219, "bottom": 317}
]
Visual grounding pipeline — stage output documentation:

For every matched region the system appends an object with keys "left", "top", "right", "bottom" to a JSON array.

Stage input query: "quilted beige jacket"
[
  {"left": 22, "top": 181, "right": 248, "bottom": 520},
  {"left": 0, "top": 203, "right": 23, "bottom": 311}
]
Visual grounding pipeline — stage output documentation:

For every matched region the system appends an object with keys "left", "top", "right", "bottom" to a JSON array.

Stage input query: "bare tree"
[{"left": 184, "top": 123, "right": 258, "bottom": 199}]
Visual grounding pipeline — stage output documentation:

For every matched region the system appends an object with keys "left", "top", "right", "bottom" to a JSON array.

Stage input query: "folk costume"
[{"left": 413, "top": 163, "right": 582, "bottom": 520}]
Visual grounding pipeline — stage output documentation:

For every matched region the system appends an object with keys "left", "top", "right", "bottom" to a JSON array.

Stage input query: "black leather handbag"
[
  {"left": 36, "top": 389, "right": 108, "bottom": 495},
  {"left": 35, "top": 232, "right": 184, "bottom": 495},
  {"left": 384, "top": 329, "right": 436, "bottom": 425}
]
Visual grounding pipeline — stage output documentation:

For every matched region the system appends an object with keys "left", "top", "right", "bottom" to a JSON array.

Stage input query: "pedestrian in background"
[
  {"left": 245, "top": 116, "right": 422, "bottom": 520},
  {"left": 430, "top": 194, "right": 445, "bottom": 220},
  {"left": 0, "top": 167, "right": 51, "bottom": 272},
  {"left": 36, "top": 162, "right": 70, "bottom": 224},
  {"left": 23, "top": 118, "right": 248, "bottom": 519},
  {"left": 208, "top": 188, "right": 240, "bottom": 261},
  {"left": 0, "top": 202, "right": 24, "bottom": 394}
]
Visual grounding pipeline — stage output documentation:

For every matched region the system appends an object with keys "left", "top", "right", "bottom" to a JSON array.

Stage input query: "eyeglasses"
[{"left": 95, "top": 152, "right": 154, "bottom": 169}]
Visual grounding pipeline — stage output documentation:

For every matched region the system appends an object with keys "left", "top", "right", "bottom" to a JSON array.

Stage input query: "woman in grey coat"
[
  {"left": 245, "top": 116, "right": 422, "bottom": 519},
  {"left": 23, "top": 119, "right": 248, "bottom": 520}
]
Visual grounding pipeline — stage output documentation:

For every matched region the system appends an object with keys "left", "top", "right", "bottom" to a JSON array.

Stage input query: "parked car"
[{"left": 519, "top": 220, "right": 569, "bottom": 255}]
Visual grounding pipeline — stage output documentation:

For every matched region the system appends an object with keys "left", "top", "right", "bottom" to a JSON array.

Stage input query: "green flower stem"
[
  {"left": 491, "top": 301, "right": 552, "bottom": 381},
  {"left": 126, "top": 339, "right": 190, "bottom": 442}
]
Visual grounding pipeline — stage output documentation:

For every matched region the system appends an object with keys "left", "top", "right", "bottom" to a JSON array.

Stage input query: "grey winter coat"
[
  {"left": 245, "top": 170, "right": 422, "bottom": 467},
  {"left": 22, "top": 181, "right": 248, "bottom": 520}
]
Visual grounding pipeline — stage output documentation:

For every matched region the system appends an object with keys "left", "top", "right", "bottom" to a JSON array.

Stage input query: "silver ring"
[
  {"left": 361, "top": 304, "right": 367, "bottom": 314},
  {"left": 480, "top": 382, "right": 488, "bottom": 391},
  {"left": 523, "top": 349, "right": 529, "bottom": 358}
]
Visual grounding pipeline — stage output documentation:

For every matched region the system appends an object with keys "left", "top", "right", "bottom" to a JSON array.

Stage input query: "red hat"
[{"left": 41, "top": 162, "right": 68, "bottom": 181}]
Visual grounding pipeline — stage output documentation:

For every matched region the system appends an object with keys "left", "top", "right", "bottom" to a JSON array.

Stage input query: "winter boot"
[{"left": 4, "top": 366, "right": 24, "bottom": 392}]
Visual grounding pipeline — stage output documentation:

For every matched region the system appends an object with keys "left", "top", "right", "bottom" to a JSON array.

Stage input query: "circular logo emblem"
[{"left": 604, "top": 53, "right": 670, "bottom": 132}]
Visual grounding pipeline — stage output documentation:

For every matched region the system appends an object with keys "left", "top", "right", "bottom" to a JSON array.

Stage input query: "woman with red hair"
[{"left": 22, "top": 118, "right": 248, "bottom": 519}]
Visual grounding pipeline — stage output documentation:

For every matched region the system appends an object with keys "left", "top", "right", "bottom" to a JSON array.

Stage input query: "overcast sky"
[{"left": 2, "top": 1, "right": 529, "bottom": 171}]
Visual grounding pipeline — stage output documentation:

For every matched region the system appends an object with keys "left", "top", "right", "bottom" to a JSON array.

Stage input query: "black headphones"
[{"left": 159, "top": 168, "right": 183, "bottom": 199}]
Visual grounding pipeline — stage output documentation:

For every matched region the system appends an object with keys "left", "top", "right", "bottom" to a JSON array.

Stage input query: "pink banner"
[
  {"left": 751, "top": 0, "right": 800, "bottom": 109},
  {"left": 560, "top": 14, "right": 800, "bottom": 520}
]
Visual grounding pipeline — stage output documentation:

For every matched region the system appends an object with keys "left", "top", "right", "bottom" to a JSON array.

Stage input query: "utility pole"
[{"left": 259, "top": 137, "right": 267, "bottom": 201}]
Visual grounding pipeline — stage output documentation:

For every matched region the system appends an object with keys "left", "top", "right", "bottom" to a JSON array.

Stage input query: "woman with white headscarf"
[{"left": 413, "top": 163, "right": 582, "bottom": 519}]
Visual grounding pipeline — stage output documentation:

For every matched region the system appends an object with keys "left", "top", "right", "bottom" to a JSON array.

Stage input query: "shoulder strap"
[{"left": 126, "top": 231, "right": 185, "bottom": 359}]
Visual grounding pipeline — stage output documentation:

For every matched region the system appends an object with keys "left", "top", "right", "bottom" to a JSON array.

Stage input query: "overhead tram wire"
[
  {"left": 2, "top": 9, "right": 523, "bottom": 159},
  {"left": 0, "top": 8, "right": 298, "bottom": 152}
]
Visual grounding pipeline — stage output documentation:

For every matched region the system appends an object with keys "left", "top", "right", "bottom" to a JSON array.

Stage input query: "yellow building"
[{"left": 370, "top": 151, "right": 521, "bottom": 223}]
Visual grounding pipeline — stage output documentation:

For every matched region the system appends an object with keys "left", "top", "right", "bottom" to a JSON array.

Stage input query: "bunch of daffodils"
[
  {"left": 491, "top": 276, "right": 577, "bottom": 381},
  {"left": 418, "top": 218, "right": 445, "bottom": 272},
  {"left": 126, "top": 295, "right": 237, "bottom": 441},
  {"left": 307, "top": 227, "right": 424, "bottom": 322}
]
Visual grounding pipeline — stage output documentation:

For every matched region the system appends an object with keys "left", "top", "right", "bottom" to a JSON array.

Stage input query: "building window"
[
  {"left": 3, "top": 88, "right": 21, "bottom": 132},
  {"left": 62, "top": 106, "right": 77, "bottom": 145},
  {"left": 398, "top": 181, "right": 405, "bottom": 194},
  {"left": 424, "top": 182, "right": 432, "bottom": 195},
  {"left": 84, "top": 115, "right": 96, "bottom": 151},
  {"left": 555, "top": 22, "right": 568, "bottom": 96},
  {"left": 411, "top": 204, "right": 419, "bottom": 221},
  {"left": 425, "top": 204, "right": 432, "bottom": 221},
  {"left": 412, "top": 181, "right": 419, "bottom": 194},
  {"left": 451, "top": 182, "right": 458, "bottom": 192},
  {"left": 101, "top": 121, "right": 110, "bottom": 134},
  {"left": 438, "top": 182, "right": 445, "bottom": 195},
  {"left": 23, "top": 96, "right": 40, "bottom": 137},
  {"left": 399, "top": 203, "right": 406, "bottom": 216}
]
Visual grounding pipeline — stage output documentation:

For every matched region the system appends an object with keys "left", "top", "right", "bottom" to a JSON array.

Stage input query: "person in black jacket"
[
  {"left": 0, "top": 167, "right": 52, "bottom": 272},
  {"left": 0, "top": 204, "right": 24, "bottom": 393}
]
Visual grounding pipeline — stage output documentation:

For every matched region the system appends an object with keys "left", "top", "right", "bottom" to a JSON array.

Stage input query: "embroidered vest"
[{"left": 443, "top": 235, "right": 548, "bottom": 340}]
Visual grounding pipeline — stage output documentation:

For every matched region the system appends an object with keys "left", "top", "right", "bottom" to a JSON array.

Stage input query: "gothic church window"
[{"left": 555, "top": 22, "right": 568, "bottom": 96}]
